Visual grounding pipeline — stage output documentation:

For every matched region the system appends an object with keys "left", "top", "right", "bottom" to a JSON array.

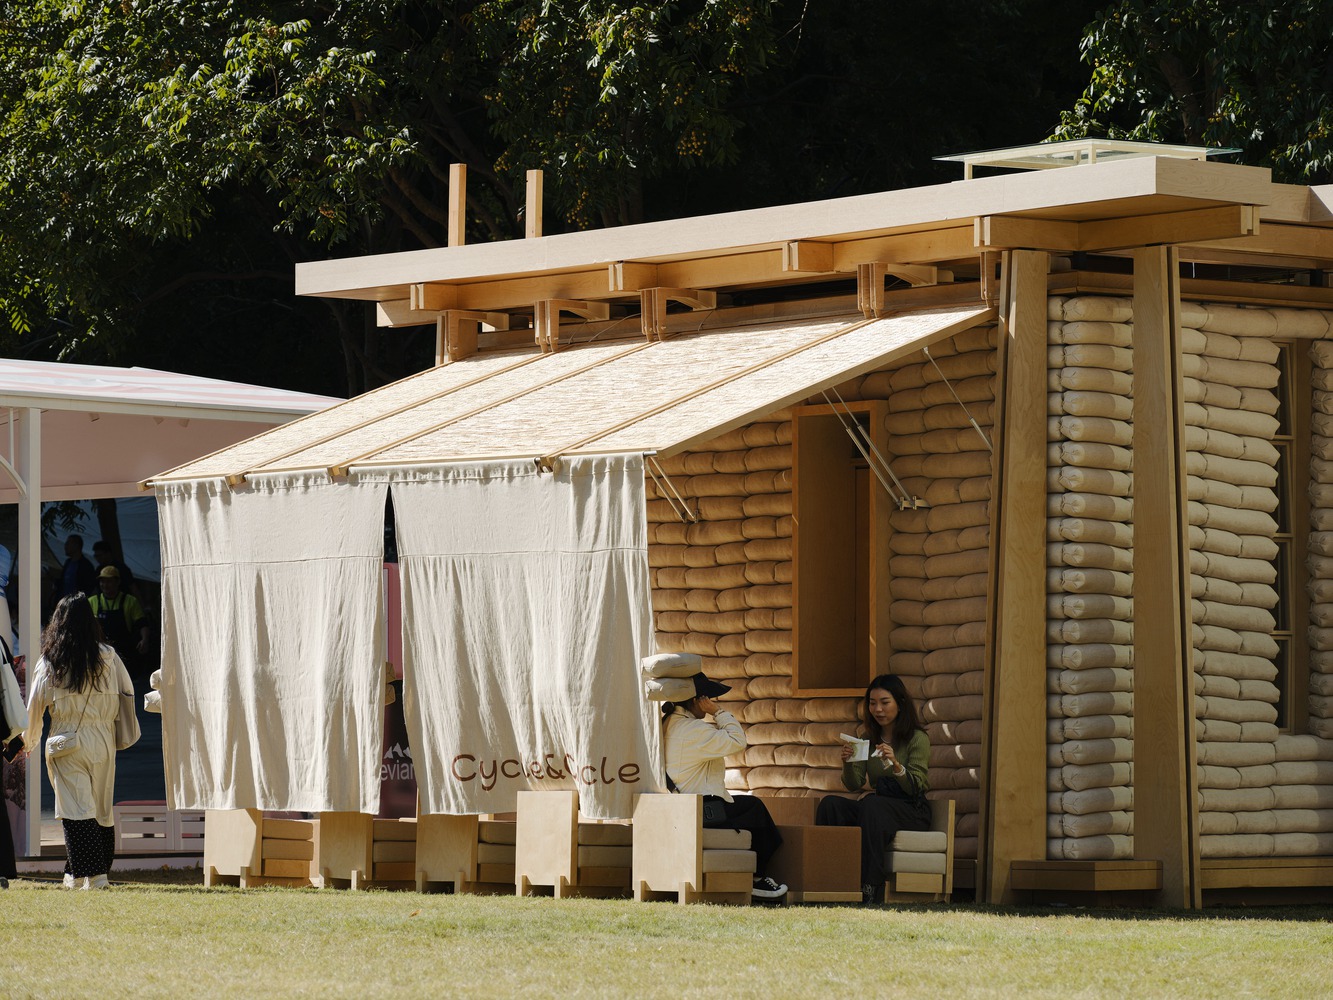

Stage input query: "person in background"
[
  {"left": 88, "top": 567, "right": 149, "bottom": 673},
  {"left": 91, "top": 540, "right": 137, "bottom": 600},
  {"left": 815, "top": 673, "right": 931, "bottom": 904},
  {"left": 661, "top": 672, "right": 787, "bottom": 901},
  {"left": 54, "top": 535, "right": 97, "bottom": 604},
  {"left": 23, "top": 594, "right": 134, "bottom": 890},
  {"left": 0, "top": 647, "right": 19, "bottom": 889}
]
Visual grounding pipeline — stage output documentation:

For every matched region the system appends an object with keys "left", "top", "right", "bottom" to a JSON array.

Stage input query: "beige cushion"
[
  {"left": 886, "top": 850, "right": 947, "bottom": 875},
  {"left": 891, "top": 829, "right": 947, "bottom": 853},
  {"left": 577, "top": 845, "right": 632, "bottom": 868},
  {"left": 477, "top": 842, "right": 516, "bottom": 864},
  {"left": 479, "top": 821, "right": 516, "bottom": 845},
  {"left": 700, "top": 849, "right": 757, "bottom": 874},
  {"left": 701, "top": 828, "right": 752, "bottom": 850},
  {"left": 577, "top": 822, "right": 632, "bottom": 847}
]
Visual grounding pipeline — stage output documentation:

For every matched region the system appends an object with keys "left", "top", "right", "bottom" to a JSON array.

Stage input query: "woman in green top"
[{"left": 816, "top": 674, "right": 930, "bottom": 903}]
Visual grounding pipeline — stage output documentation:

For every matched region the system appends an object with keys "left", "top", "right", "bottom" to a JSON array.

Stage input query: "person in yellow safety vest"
[{"left": 88, "top": 566, "right": 149, "bottom": 670}]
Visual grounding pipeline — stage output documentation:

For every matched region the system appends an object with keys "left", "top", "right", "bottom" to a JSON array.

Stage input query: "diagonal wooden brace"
[
  {"left": 639, "top": 287, "right": 718, "bottom": 342},
  {"left": 534, "top": 299, "right": 610, "bottom": 354},
  {"left": 436, "top": 310, "right": 510, "bottom": 365},
  {"left": 856, "top": 261, "right": 946, "bottom": 318}
]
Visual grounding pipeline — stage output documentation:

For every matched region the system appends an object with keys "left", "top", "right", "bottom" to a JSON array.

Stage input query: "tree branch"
[{"left": 133, "top": 269, "right": 291, "bottom": 309}]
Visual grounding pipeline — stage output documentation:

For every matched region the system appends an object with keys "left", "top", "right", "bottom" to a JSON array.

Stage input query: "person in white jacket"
[
  {"left": 24, "top": 594, "right": 134, "bottom": 890},
  {"left": 661, "top": 672, "right": 787, "bottom": 900}
]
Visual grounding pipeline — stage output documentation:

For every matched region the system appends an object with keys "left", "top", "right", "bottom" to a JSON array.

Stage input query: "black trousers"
[
  {"left": 816, "top": 793, "right": 931, "bottom": 885},
  {"left": 703, "top": 794, "right": 782, "bottom": 876},
  {"left": 0, "top": 796, "right": 15, "bottom": 880},
  {"left": 62, "top": 819, "right": 115, "bottom": 879}
]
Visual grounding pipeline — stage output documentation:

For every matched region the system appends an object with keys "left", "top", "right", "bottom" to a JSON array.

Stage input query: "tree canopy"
[
  {"left": 1054, "top": 0, "right": 1333, "bottom": 183},
  {"left": 0, "top": 1, "right": 1098, "bottom": 395}
]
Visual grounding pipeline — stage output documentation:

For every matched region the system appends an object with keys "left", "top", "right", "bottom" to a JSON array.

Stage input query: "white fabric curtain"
[
  {"left": 156, "top": 472, "right": 387, "bottom": 813},
  {"left": 386, "top": 454, "right": 660, "bottom": 819}
]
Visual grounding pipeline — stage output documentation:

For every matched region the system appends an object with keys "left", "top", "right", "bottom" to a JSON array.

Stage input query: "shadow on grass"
[{"left": 851, "top": 900, "right": 1333, "bottom": 923}]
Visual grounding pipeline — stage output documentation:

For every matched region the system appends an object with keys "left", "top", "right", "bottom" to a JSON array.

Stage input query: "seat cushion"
[
  {"left": 479, "top": 820, "right": 517, "bottom": 845},
  {"left": 702, "top": 828, "right": 752, "bottom": 850},
  {"left": 577, "top": 822, "right": 633, "bottom": 847},
  {"left": 577, "top": 845, "right": 633, "bottom": 868},
  {"left": 477, "top": 842, "right": 516, "bottom": 864},
  {"left": 700, "top": 849, "right": 757, "bottom": 874},
  {"left": 891, "top": 829, "right": 947, "bottom": 853},
  {"left": 886, "top": 850, "right": 947, "bottom": 875}
]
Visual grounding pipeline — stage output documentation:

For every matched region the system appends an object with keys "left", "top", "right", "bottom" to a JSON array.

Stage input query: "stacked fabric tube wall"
[
  {"left": 880, "top": 325, "right": 998, "bottom": 864},
  {"left": 1045, "top": 296, "right": 1137, "bottom": 860},
  {"left": 646, "top": 323, "right": 998, "bottom": 862},
  {"left": 1048, "top": 295, "right": 1333, "bottom": 860}
]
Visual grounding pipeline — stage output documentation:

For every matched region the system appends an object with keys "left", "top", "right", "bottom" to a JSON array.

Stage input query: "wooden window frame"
[
  {"left": 1271, "top": 340, "right": 1313, "bottom": 733},
  {"left": 791, "top": 400, "right": 891, "bottom": 696}
]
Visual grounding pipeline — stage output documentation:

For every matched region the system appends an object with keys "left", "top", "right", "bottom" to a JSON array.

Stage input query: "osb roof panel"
[
  {"left": 582, "top": 304, "right": 992, "bottom": 455},
  {"left": 156, "top": 348, "right": 535, "bottom": 481},
  {"left": 154, "top": 302, "right": 994, "bottom": 482},
  {"left": 359, "top": 315, "right": 855, "bottom": 466},
  {"left": 357, "top": 303, "right": 993, "bottom": 468},
  {"left": 249, "top": 339, "right": 644, "bottom": 473}
]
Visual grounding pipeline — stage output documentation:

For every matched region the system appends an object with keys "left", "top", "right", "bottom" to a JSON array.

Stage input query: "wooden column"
[
  {"left": 983, "top": 250, "right": 1050, "bottom": 903},
  {"left": 1130, "top": 246, "right": 1199, "bottom": 907}
]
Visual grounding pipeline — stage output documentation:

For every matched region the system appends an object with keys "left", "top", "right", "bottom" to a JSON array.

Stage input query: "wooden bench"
[
  {"left": 631, "top": 794, "right": 756, "bottom": 905},
  {"left": 884, "top": 798, "right": 955, "bottom": 903},
  {"left": 1010, "top": 859, "right": 1161, "bottom": 906},
  {"left": 415, "top": 813, "right": 517, "bottom": 894},
  {"left": 317, "top": 814, "right": 417, "bottom": 889},
  {"left": 203, "top": 809, "right": 321, "bottom": 888},
  {"left": 113, "top": 801, "right": 206, "bottom": 853},
  {"left": 515, "top": 790, "right": 633, "bottom": 899}
]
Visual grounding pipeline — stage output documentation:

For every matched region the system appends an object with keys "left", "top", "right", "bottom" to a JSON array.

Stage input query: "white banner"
[
  {"left": 387, "top": 455, "right": 661, "bottom": 819},
  {"left": 157, "top": 472, "right": 387, "bottom": 813}
]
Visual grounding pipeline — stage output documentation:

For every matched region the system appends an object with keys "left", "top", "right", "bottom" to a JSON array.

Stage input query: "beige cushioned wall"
[{"left": 1048, "top": 296, "right": 1333, "bottom": 861}]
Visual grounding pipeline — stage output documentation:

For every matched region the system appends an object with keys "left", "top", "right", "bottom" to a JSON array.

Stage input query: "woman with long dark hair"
[
  {"left": 815, "top": 674, "right": 931, "bottom": 903},
  {"left": 23, "top": 594, "right": 134, "bottom": 889}
]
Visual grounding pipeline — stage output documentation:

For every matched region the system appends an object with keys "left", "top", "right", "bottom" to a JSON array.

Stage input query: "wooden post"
[
  {"left": 1130, "top": 245, "right": 1199, "bottom": 907},
  {"left": 984, "top": 249, "right": 1049, "bottom": 904},
  {"left": 16, "top": 407, "right": 41, "bottom": 856},
  {"left": 448, "top": 163, "right": 467, "bottom": 248},
  {"left": 526, "top": 169, "right": 543, "bottom": 239}
]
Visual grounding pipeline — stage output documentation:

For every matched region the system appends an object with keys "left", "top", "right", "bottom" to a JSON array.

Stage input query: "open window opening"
[{"left": 792, "top": 400, "right": 891, "bottom": 695}]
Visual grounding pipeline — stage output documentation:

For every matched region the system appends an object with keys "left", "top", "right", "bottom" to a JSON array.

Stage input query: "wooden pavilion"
[{"left": 151, "top": 140, "right": 1333, "bottom": 906}]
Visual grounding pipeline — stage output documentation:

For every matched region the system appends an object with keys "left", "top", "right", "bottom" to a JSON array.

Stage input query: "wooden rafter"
[
  {"left": 534, "top": 299, "right": 610, "bottom": 354},
  {"left": 640, "top": 287, "right": 717, "bottom": 341},
  {"left": 437, "top": 310, "right": 510, "bottom": 364}
]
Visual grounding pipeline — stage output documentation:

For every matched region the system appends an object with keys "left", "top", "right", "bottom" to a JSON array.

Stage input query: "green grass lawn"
[{"left": 2, "top": 874, "right": 1331, "bottom": 998}]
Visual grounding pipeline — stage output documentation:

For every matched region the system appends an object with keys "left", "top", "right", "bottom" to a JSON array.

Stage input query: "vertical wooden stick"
[
  {"left": 526, "top": 169, "right": 544, "bottom": 239},
  {"left": 448, "top": 163, "right": 467, "bottom": 248}
]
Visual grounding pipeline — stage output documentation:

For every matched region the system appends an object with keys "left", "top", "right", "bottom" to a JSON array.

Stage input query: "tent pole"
[{"left": 16, "top": 407, "right": 41, "bottom": 857}]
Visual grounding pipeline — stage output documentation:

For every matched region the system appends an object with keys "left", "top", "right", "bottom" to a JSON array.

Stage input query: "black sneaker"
[
  {"left": 861, "top": 883, "right": 881, "bottom": 905},
  {"left": 752, "top": 876, "right": 787, "bottom": 900}
]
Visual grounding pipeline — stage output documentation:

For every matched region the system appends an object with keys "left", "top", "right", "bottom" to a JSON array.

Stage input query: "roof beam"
[{"left": 977, "top": 205, "right": 1259, "bottom": 254}]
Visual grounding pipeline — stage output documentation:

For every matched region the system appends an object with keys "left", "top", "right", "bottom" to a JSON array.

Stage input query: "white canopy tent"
[{"left": 0, "top": 359, "right": 339, "bottom": 853}]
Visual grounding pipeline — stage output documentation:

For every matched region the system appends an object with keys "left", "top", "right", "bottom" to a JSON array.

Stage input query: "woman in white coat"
[{"left": 24, "top": 594, "right": 133, "bottom": 889}]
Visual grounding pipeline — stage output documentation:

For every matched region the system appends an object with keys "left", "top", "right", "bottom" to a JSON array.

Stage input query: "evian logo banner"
[{"left": 382, "top": 742, "right": 413, "bottom": 782}]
